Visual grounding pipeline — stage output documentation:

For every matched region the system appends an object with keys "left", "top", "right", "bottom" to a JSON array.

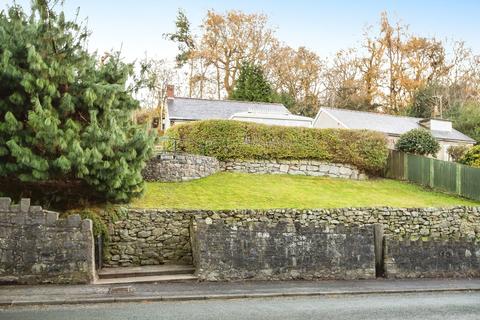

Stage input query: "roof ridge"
[
  {"left": 321, "top": 107, "right": 425, "bottom": 121},
  {"left": 174, "top": 96, "right": 286, "bottom": 107},
  {"left": 233, "top": 111, "right": 313, "bottom": 119}
]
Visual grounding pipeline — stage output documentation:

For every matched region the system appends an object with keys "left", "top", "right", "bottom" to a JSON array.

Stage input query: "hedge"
[{"left": 165, "top": 120, "right": 389, "bottom": 174}]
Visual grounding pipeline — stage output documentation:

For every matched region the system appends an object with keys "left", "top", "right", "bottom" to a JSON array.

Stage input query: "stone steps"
[
  {"left": 95, "top": 265, "right": 197, "bottom": 284},
  {"left": 95, "top": 274, "right": 198, "bottom": 285}
]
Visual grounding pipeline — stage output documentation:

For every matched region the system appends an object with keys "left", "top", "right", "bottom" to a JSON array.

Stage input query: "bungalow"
[
  {"left": 163, "top": 85, "right": 313, "bottom": 130},
  {"left": 312, "top": 107, "right": 476, "bottom": 161}
]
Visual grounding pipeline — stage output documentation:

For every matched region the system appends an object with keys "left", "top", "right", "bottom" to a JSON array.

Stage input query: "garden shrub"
[
  {"left": 63, "top": 209, "right": 110, "bottom": 242},
  {"left": 0, "top": 3, "right": 155, "bottom": 203},
  {"left": 447, "top": 145, "right": 470, "bottom": 162},
  {"left": 166, "top": 120, "right": 389, "bottom": 174},
  {"left": 395, "top": 129, "right": 440, "bottom": 156},
  {"left": 62, "top": 205, "right": 127, "bottom": 244},
  {"left": 459, "top": 145, "right": 480, "bottom": 168}
]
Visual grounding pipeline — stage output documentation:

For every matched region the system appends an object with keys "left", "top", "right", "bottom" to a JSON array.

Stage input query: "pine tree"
[
  {"left": 231, "top": 63, "right": 273, "bottom": 102},
  {"left": 0, "top": 1, "right": 154, "bottom": 202}
]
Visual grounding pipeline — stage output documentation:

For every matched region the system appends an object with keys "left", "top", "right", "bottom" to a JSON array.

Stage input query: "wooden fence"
[{"left": 385, "top": 150, "right": 480, "bottom": 201}]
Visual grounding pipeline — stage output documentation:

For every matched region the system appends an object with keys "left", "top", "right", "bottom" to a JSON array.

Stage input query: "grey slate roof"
[
  {"left": 320, "top": 107, "right": 475, "bottom": 143},
  {"left": 167, "top": 97, "right": 290, "bottom": 121}
]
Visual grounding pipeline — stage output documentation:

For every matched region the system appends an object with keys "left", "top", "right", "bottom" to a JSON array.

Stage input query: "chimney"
[
  {"left": 166, "top": 84, "right": 174, "bottom": 99},
  {"left": 419, "top": 118, "right": 452, "bottom": 132}
]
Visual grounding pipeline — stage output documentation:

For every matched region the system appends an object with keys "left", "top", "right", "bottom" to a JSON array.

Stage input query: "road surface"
[{"left": 1, "top": 291, "right": 479, "bottom": 320}]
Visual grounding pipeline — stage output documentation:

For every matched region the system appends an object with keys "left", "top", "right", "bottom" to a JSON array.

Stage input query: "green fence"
[{"left": 385, "top": 150, "right": 480, "bottom": 201}]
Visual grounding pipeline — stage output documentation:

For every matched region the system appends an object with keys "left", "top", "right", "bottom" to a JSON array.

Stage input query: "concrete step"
[
  {"left": 95, "top": 274, "right": 198, "bottom": 285},
  {"left": 98, "top": 265, "right": 195, "bottom": 279}
]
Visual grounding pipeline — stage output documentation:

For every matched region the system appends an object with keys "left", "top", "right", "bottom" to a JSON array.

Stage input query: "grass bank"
[{"left": 131, "top": 173, "right": 479, "bottom": 209}]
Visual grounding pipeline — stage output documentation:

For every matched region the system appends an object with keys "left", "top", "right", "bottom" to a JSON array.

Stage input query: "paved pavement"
[
  {"left": 1, "top": 291, "right": 480, "bottom": 320},
  {"left": 1, "top": 278, "right": 480, "bottom": 307}
]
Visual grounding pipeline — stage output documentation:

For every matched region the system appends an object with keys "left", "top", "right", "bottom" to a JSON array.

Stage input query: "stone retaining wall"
[
  {"left": 143, "top": 153, "right": 220, "bottom": 182},
  {"left": 105, "top": 210, "right": 193, "bottom": 267},
  {"left": 104, "top": 206, "right": 480, "bottom": 267},
  {"left": 384, "top": 237, "right": 480, "bottom": 278},
  {"left": 191, "top": 220, "right": 375, "bottom": 281},
  {"left": 142, "top": 153, "right": 367, "bottom": 182},
  {"left": 0, "top": 198, "right": 95, "bottom": 284},
  {"left": 221, "top": 159, "right": 367, "bottom": 180}
]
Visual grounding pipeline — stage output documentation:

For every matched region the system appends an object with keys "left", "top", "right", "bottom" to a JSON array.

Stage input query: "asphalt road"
[{"left": 1, "top": 292, "right": 480, "bottom": 320}]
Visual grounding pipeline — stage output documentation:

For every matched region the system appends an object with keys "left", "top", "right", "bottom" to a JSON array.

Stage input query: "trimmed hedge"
[
  {"left": 166, "top": 120, "right": 388, "bottom": 174},
  {"left": 395, "top": 129, "right": 440, "bottom": 156}
]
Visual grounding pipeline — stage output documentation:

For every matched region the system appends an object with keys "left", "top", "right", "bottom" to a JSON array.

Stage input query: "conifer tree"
[
  {"left": 0, "top": 1, "right": 154, "bottom": 202},
  {"left": 231, "top": 63, "right": 273, "bottom": 102}
]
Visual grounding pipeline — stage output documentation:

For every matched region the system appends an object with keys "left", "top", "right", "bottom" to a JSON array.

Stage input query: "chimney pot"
[{"left": 167, "top": 85, "right": 174, "bottom": 99}]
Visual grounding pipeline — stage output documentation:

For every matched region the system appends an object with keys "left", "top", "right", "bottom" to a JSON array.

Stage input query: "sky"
[{"left": 6, "top": 0, "right": 480, "bottom": 62}]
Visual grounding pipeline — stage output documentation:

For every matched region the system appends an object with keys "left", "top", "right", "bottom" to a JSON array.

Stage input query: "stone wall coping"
[
  {"left": 154, "top": 152, "right": 218, "bottom": 160},
  {"left": 0, "top": 197, "right": 92, "bottom": 229},
  {"left": 126, "top": 205, "right": 480, "bottom": 213},
  {"left": 192, "top": 218, "right": 375, "bottom": 233}
]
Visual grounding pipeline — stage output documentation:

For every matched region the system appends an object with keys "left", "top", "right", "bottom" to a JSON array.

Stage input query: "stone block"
[
  {"left": 137, "top": 230, "right": 151, "bottom": 238},
  {"left": 81, "top": 219, "right": 93, "bottom": 232},
  {"left": 14, "top": 213, "right": 27, "bottom": 225},
  {"left": 338, "top": 167, "right": 351, "bottom": 176},
  {"left": 20, "top": 199, "right": 30, "bottom": 213},
  {"left": 0, "top": 197, "right": 11, "bottom": 211},
  {"left": 46, "top": 211, "right": 59, "bottom": 225},
  {"left": 328, "top": 166, "right": 339, "bottom": 175},
  {"left": 319, "top": 164, "right": 330, "bottom": 173},
  {"left": 67, "top": 214, "right": 82, "bottom": 227},
  {"left": 29, "top": 205, "right": 43, "bottom": 213}
]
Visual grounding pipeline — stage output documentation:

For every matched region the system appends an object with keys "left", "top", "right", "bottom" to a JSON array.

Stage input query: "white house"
[
  {"left": 312, "top": 107, "right": 476, "bottom": 161},
  {"left": 163, "top": 85, "right": 313, "bottom": 129}
]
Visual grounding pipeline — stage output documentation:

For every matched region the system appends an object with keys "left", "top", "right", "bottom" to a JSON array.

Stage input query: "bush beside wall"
[{"left": 166, "top": 120, "right": 388, "bottom": 174}]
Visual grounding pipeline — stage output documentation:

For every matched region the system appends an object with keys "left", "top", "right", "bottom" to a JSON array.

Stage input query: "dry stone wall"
[
  {"left": 221, "top": 159, "right": 367, "bottom": 180},
  {"left": 104, "top": 206, "right": 480, "bottom": 267},
  {"left": 142, "top": 153, "right": 367, "bottom": 182},
  {"left": 143, "top": 153, "right": 220, "bottom": 182},
  {"left": 191, "top": 220, "right": 376, "bottom": 281},
  {"left": 0, "top": 198, "right": 95, "bottom": 284}
]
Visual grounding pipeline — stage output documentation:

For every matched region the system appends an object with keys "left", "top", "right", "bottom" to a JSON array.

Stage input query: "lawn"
[{"left": 131, "top": 173, "right": 480, "bottom": 209}]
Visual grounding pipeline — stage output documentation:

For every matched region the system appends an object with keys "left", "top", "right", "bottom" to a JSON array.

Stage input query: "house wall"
[
  {"left": 436, "top": 141, "right": 474, "bottom": 161},
  {"left": 386, "top": 135, "right": 473, "bottom": 161},
  {"left": 312, "top": 110, "right": 345, "bottom": 129},
  {"left": 165, "top": 119, "right": 192, "bottom": 130}
]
